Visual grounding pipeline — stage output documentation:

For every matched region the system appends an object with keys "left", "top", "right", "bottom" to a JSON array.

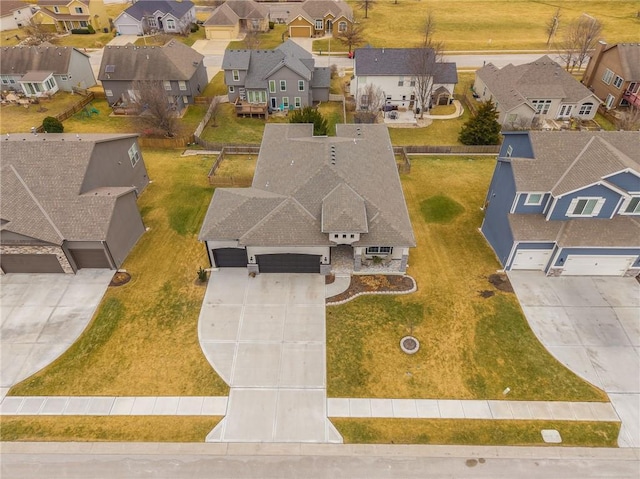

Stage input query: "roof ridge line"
[
  {"left": 239, "top": 196, "right": 289, "bottom": 241},
  {"left": 550, "top": 136, "right": 597, "bottom": 195}
]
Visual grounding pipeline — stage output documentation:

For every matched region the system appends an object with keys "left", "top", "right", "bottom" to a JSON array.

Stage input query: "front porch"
[{"left": 330, "top": 245, "right": 406, "bottom": 275}]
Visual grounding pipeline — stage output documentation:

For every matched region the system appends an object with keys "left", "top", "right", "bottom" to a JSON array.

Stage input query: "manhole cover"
[{"left": 400, "top": 335, "right": 420, "bottom": 354}]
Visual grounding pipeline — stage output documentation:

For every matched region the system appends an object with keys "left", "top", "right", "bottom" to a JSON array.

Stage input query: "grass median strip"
[
  {"left": 331, "top": 418, "right": 620, "bottom": 447},
  {"left": 0, "top": 416, "right": 221, "bottom": 442},
  {"left": 9, "top": 149, "right": 228, "bottom": 397}
]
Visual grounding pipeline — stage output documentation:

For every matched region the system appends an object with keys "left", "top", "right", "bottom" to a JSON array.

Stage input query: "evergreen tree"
[
  {"left": 288, "top": 107, "right": 329, "bottom": 136},
  {"left": 42, "top": 116, "right": 63, "bottom": 133},
  {"left": 459, "top": 100, "right": 501, "bottom": 145}
]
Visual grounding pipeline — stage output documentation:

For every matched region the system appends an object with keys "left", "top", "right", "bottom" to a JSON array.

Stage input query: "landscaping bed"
[{"left": 327, "top": 275, "right": 415, "bottom": 303}]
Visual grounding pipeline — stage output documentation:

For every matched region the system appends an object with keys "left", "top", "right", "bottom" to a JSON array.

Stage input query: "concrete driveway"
[
  {"left": 106, "top": 34, "right": 139, "bottom": 46},
  {"left": 508, "top": 272, "right": 640, "bottom": 447},
  {"left": 198, "top": 269, "right": 341, "bottom": 443},
  {"left": 0, "top": 270, "right": 114, "bottom": 400}
]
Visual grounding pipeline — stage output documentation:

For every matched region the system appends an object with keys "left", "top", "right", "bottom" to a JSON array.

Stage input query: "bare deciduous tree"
[
  {"left": 557, "top": 14, "right": 602, "bottom": 72},
  {"left": 618, "top": 105, "right": 640, "bottom": 131},
  {"left": 357, "top": 0, "right": 376, "bottom": 19},
  {"left": 545, "top": 8, "right": 561, "bottom": 46},
  {"left": 243, "top": 30, "right": 261, "bottom": 49},
  {"left": 208, "top": 95, "right": 222, "bottom": 128},
  {"left": 23, "top": 18, "right": 55, "bottom": 46},
  {"left": 412, "top": 13, "right": 445, "bottom": 119},
  {"left": 355, "top": 83, "right": 384, "bottom": 123},
  {"left": 336, "top": 17, "right": 364, "bottom": 53},
  {"left": 131, "top": 80, "right": 180, "bottom": 137}
]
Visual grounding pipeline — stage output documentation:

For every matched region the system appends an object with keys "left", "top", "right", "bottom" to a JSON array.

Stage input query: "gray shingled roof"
[
  {"left": 98, "top": 41, "right": 203, "bottom": 81},
  {"left": 200, "top": 124, "right": 415, "bottom": 248},
  {"left": 286, "top": 0, "right": 352, "bottom": 24},
  {"left": 120, "top": 0, "right": 194, "bottom": 22},
  {"left": 0, "top": 43, "right": 87, "bottom": 76},
  {"left": 1, "top": 1, "right": 30, "bottom": 16},
  {"left": 321, "top": 183, "right": 368, "bottom": 233},
  {"left": 354, "top": 47, "right": 457, "bottom": 83},
  {"left": 0, "top": 134, "right": 138, "bottom": 244},
  {"left": 614, "top": 43, "right": 640, "bottom": 80},
  {"left": 511, "top": 131, "right": 640, "bottom": 196},
  {"left": 204, "top": 5, "right": 238, "bottom": 26},
  {"left": 476, "top": 55, "right": 599, "bottom": 112},
  {"left": 204, "top": 0, "right": 268, "bottom": 26}
]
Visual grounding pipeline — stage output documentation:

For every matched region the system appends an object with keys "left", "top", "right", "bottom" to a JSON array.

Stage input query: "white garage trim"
[
  {"left": 562, "top": 255, "right": 635, "bottom": 276},
  {"left": 117, "top": 24, "right": 141, "bottom": 35},
  {"left": 510, "top": 249, "right": 553, "bottom": 270},
  {"left": 289, "top": 25, "right": 312, "bottom": 38}
]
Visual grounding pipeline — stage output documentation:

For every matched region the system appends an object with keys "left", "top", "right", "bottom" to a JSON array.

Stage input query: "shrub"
[
  {"left": 269, "top": 21, "right": 275, "bottom": 29},
  {"left": 70, "top": 28, "right": 91, "bottom": 34},
  {"left": 459, "top": 100, "right": 502, "bottom": 145},
  {"left": 289, "top": 106, "right": 328, "bottom": 136},
  {"left": 42, "top": 116, "right": 63, "bottom": 133},
  {"left": 190, "top": 23, "right": 199, "bottom": 33},
  {"left": 87, "top": 24, "right": 95, "bottom": 34},
  {"left": 197, "top": 267, "right": 208, "bottom": 282}
]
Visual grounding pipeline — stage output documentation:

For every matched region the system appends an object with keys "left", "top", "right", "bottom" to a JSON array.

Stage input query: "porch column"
[
  {"left": 353, "top": 252, "right": 361, "bottom": 272},
  {"left": 399, "top": 254, "right": 409, "bottom": 273}
]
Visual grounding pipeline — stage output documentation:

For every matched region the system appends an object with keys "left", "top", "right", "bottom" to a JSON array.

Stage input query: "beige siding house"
[
  {"left": 204, "top": 0, "right": 269, "bottom": 40},
  {"left": 286, "top": 0, "right": 352, "bottom": 38}
]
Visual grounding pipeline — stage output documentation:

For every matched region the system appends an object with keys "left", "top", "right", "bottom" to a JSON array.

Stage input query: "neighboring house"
[
  {"left": 113, "top": 0, "right": 196, "bottom": 36},
  {"left": 199, "top": 123, "right": 416, "bottom": 274},
  {"left": 0, "top": 1, "right": 36, "bottom": 31},
  {"left": 0, "top": 42, "right": 96, "bottom": 97},
  {"left": 350, "top": 47, "right": 457, "bottom": 112},
  {"left": 33, "top": 0, "right": 107, "bottom": 33},
  {"left": 474, "top": 55, "right": 602, "bottom": 129},
  {"left": 481, "top": 130, "right": 640, "bottom": 277},
  {"left": 0, "top": 133, "right": 150, "bottom": 274},
  {"left": 222, "top": 39, "right": 330, "bottom": 111},
  {"left": 204, "top": 0, "right": 269, "bottom": 40},
  {"left": 98, "top": 40, "right": 207, "bottom": 111},
  {"left": 286, "top": 0, "right": 352, "bottom": 38},
  {"left": 582, "top": 41, "right": 640, "bottom": 110}
]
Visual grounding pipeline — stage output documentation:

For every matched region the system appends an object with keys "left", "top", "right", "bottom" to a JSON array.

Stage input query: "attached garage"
[
  {"left": 116, "top": 24, "right": 141, "bottom": 35},
  {"left": 562, "top": 255, "right": 636, "bottom": 276},
  {"left": 213, "top": 248, "right": 248, "bottom": 267},
  {"left": 256, "top": 254, "right": 321, "bottom": 273},
  {"left": 289, "top": 25, "right": 312, "bottom": 38},
  {"left": 510, "top": 249, "right": 553, "bottom": 270},
  {"left": 69, "top": 249, "right": 111, "bottom": 269},
  {"left": 205, "top": 26, "right": 238, "bottom": 40},
  {"left": 0, "top": 254, "right": 64, "bottom": 273}
]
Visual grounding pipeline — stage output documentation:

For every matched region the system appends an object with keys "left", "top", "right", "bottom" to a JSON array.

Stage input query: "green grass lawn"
[
  {"left": 134, "top": 28, "right": 205, "bottom": 48},
  {"left": 202, "top": 71, "right": 227, "bottom": 97},
  {"left": 344, "top": 0, "right": 640, "bottom": 51},
  {"left": 54, "top": 31, "right": 115, "bottom": 49},
  {"left": 332, "top": 418, "right": 619, "bottom": 447},
  {"left": 388, "top": 111, "right": 469, "bottom": 146},
  {"left": 9, "top": 148, "right": 228, "bottom": 397},
  {"left": 1, "top": 28, "right": 27, "bottom": 46},
  {"left": 0, "top": 416, "right": 221, "bottom": 442},
  {"left": 318, "top": 101, "right": 345, "bottom": 135},
  {"left": 228, "top": 25, "right": 288, "bottom": 50},
  {"left": 326, "top": 155, "right": 607, "bottom": 402},
  {"left": 0, "top": 92, "right": 87, "bottom": 134}
]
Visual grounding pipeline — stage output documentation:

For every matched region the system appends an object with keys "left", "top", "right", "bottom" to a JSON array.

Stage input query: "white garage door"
[
  {"left": 117, "top": 24, "right": 140, "bottom": 35},
  {"left": 562, "top": 255, "right": 635, "bottom": 276},
  {"left": 511, "top": 249, "right": 552, "bottom": 270}
]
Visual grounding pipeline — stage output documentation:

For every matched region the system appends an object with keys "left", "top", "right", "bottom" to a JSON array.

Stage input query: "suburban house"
[
  {"left": 0, "top": 43, "right": 96, "bottom": 97},
  {"left": 0, "top": 1, "right": 36, "bottom": 31},
  {"left": 204, "top": 0, "right": 269, "bottom": 40},
  {"left": 481, "top": 130, "right": 640, "bottom": 277},
  {"left": 199, "top": 123, "right": 416, "bottom": 274},
  {"left": 113, "top": 0, "right": 196, "bottom": 36},
  {"left": 349, "top": 47, "right": 458, "bottom": 112},
  {"left": 474, "top": 55, "right": 602, "bottom": 129},
  {"left": 222, "top": 39, "right": 330, "bottom": 113},
  {"left": 33, "top": 0, "right": 107, "bottom": 33},
  {"left": 0, "top": 133, "right": 150, "bottom": 274},
  {"left": 582, "top": 41, "right": 640, "bottom": 110},
  {"left": 98, "top": 40, "right": 207, "bottom": 112},
  {"left": 286, "top": 0, "right": 352, "bottom": 38}
]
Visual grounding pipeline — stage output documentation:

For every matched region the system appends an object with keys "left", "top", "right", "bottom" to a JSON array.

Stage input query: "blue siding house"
[{"left": 481, "top": 131, "right": 640, "bottom": 276}]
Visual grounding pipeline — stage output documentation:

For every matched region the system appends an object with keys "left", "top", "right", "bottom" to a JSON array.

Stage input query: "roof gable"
[
  {"left": 322, "top": 183, "right": 368, "bottom": 233},
  {"left": 0, "top": 43, "right": 84, "bottom": 76},
  {"left": 121, "top": 0, "right": 194, "bottom": 21}
]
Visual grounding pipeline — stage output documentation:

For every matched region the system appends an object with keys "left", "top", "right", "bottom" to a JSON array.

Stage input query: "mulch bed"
[
  {"left": 109, "top": 271, "right": 131, "bottom": 287},
  {"left": 488, "top": 273, "right": 514, "bottom": 293},
  {"left": 325, "top": 274, "right": 335, "bottom": 285},
  {"left": 327, "top": 275, "right": 414, "bottom": 303}
]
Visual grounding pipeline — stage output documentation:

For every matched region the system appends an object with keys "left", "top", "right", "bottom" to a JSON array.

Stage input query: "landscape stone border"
[{"left": 326, "top": 275, "right": 417, "bottom": 306}]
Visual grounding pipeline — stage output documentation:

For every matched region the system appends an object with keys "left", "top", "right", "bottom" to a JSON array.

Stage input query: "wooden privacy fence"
[
  {"left": 36, "top": 92, "right": 95, "bottom": 131},
  {"left": 400, "top": 144, "right": 500, "bottom": 154},
  {"left": 207, "top": 145, "right": 260, "bottom": 184},
  {"left": 138, "top": 135, "right": 194, "bottom": 148},
  {"left": 394, "top": 146, "right": 411, "bottom": 174}
]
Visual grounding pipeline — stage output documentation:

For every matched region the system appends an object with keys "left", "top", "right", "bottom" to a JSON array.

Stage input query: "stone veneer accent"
[{"left": 0, "top": 245, "right": 74, "bottom": 274}]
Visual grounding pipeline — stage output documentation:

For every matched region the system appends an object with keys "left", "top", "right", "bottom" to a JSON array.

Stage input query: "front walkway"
[
  {"left": 509, "top": 272, "right": 640, "bottom": 447},
  {"left": 198, "top": 269, "right": 341, "bottom": 443}
]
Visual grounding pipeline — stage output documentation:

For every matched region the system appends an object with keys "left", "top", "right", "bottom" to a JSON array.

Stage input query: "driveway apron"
[
  {"left": 198, "top": 269, "right": 342, "bottom": 443},
  {"left": 508, "top": 272, "right": 640, "bottom": 447}
]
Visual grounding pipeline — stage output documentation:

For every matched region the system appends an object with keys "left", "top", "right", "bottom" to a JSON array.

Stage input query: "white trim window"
[
  {"left": 163, "top": 80, "right": 172, "bottom": 91},
  {"left": 232, "top": 70, "right": 239, "bottom": 82},
  {"left": 280, "top": 80, "right": 286, "bottom": 91},
  {"left": 621, "top": 197, "right": 640, "bottom": 214},
  {"left": 578, "top": 102, "right": 594, "bottom": 116},
  {"left": 366, "top": 246, "right": 392, "bottom": 255},
  {"left": 602, "top": 69, "right": 614, "bottom": 85},
  {"left": 315, "top": 19, "right": 323, "bottom": 30},
  {"left": 147, "top": 17, "right": 157, "bottom": 28},
  {"left": 294, "top": 97, "right": 301, "bottom": 108},
  {"left": 613, "top": 75, "right": 624, "bottom": 89},
  {"left": 567, "top": 197, "right": 604, "bottom": 217},
  {"left": 531, "top": 99, "right": 551, "bottom": 114},
  {"left": 282, "top": 96, "right": 289, "bottom": 109},
  {"left": 166, "top": 18, "right": 176, "bottom": 30},
  {"left": 75, "top": 7, "right": 83, "bottom": 13},
  {"left": 605, "top": 94, "right": 615, "bottom": 109},
  {"left": 178, "top": 80, "right": 187, "bottom": 91},
  {"left": 338, "top": 21, "right": 347, "bottom": 32},
  {"left": 525, "top": 193, "right": 544, "bottom": 206},
  {"left": 53, "top": 6, "right": 60, "bottom": 13},
  {"left": 228, "top": 85, "right": 235, "bottom": 93},
  {"left": 128, "top": 144, "right": 140, "bottom": 167},
  {"left": 506, "top": 145, "right": 513, "bottom": 157},
  {"left": 298, "top": 80, "right": 304, "bottom": 91},
  {"left": 105, "top": 89, "right": 113, "bottom": 97},
  {"left": 268, "top": 80, "right": 276, "bottom": 93}
]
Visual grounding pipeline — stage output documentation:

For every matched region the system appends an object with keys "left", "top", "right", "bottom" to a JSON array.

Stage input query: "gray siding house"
[
  {"left": 481, "top": 130, "right": 640, "bottom": 276},
  {"left": 98, "top": 40, "right": 207, "bottom": 112},
  {"left": 0, "top": 43, "right": 96, "bottom": 97},
  {"left": 199, "top": 123, "right": 416, "bottom": 274},
  {"left": 222, "top": 40, "right": 330, "bottom": 112},
  {"left": 0, "top": 133, "right": 150, "bottom": 274},
  {"left": 114, "top": 0, "right": 196, "bottom": 36}
]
